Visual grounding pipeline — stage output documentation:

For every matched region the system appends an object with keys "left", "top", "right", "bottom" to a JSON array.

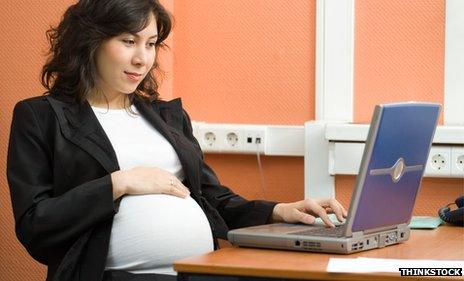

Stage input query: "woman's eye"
[
  {"left": 123, "top": 39, "right": 135, "bottom": 45},
  {"left": 148, "top": 42, "right": 156, "bottom": 47}
]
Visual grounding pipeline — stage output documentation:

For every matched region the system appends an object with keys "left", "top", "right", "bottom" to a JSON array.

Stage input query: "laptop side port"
[
  {"left": 300, "top": 241, "right": 322, "bottom": 250},
  {"left": 294, "top": 240, "right": 301, "bottom": 247}
]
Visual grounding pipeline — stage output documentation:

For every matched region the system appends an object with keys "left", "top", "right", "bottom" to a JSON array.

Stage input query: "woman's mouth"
[{"left": 124, "top": 71, "right": 142, "bottom": 82}]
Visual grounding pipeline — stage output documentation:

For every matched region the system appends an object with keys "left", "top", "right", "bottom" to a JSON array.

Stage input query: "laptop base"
[{"left": 228, "top": 223, "right": 410, "bottom": 254}]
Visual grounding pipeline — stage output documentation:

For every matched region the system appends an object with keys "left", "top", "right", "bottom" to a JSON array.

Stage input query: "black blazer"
[{"left": 7, "top": 94, "right": 277, "bottom": 281}]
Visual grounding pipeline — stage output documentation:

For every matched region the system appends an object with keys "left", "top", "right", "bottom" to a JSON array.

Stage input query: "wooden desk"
[{"left": 174, "top": 226, "right": 464, "bottom": 281}]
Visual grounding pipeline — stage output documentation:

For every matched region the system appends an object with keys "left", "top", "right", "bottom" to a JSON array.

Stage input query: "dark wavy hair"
[{"left": 41, "top": 0, "right": 172, "bottom": 105}]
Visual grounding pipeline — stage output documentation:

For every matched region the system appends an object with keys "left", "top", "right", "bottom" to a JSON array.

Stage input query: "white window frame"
[{"left": 315, "top": 0, "right": 355, "bottom": 122}]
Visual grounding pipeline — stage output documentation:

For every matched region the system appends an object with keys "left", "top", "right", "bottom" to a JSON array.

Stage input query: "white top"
[{"left": 91, "top": 105, "right": 214, "bottom": 275}]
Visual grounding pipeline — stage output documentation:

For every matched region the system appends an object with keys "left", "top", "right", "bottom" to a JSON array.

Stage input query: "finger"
[
  {"left": 325, "top": 207, "right": 334, "bottom": 214},
  {"left": 328, "top": 200, "right": 345, "bottom": 223},
  {"left": 166, "top": 182, "right": 189, "bottom": 198},
  {"left": 318, "top": 198, "right": 347, "bottom": 221},
  {"left": 175, "top": 180, "right": 190, "bottom": 195},
  {"left": 296, "top": 210, "right": 316, "bottom": 225},
  {"left": 332, "top": 200, "right": 348, "bottom": 219},
  {"left": 319, "top": 211, "right": 335, "bottom": 228},
  {"left": 342, "top": 205, "right": 348, "bottom": 217},
  {"left": 170, "top": 177, "right": 190, "bottom": 196},
  {"left": 309, "top": 202, "right": 335, "bottom": 228},
  {"left": 337, "top": 202, "right": 348, "bottom": 219}
]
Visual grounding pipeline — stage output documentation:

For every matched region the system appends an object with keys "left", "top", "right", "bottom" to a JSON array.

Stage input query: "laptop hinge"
[
  {"left": 396, "top": 223, "right": 409, "bottom": 233},
  {"left": 351, "top": 223, "right": 409, "bottom": 239},
  {"left": 351, "top": 231, "right": 364, "bottom": 239},
  {"left": 362, "top": 225, "right": 398, "bottom": 235}
]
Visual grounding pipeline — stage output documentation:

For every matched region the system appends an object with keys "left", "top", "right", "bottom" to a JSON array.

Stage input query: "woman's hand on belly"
[{"left": 111, "top": 166, "right": 190, "bottom": 200}]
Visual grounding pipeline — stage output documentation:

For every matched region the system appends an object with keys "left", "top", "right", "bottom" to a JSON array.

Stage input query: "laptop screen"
[{"left": 351, "top": 103, "right": 440, "bottom": 232}]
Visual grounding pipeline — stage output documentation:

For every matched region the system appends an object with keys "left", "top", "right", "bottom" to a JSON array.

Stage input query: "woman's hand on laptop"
[{"left": 271, "top": 198, "right": 347, "bottom": 228}]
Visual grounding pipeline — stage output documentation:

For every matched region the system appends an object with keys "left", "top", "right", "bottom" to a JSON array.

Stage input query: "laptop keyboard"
[{"left": 292, "top": 225, "right": 346, "bottom": 238}]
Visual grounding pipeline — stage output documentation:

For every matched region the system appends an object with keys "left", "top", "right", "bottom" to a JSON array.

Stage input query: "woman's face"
[{"left": 94, "top": 13, "right": 158, "bottom": 98}]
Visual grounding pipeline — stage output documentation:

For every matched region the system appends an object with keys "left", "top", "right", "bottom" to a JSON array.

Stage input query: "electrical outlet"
[
  {"left": 199, "top": 125, "right": 223, "bottom": 152},
  {"left": 226, "top": 132, "right": 240, "bottom": 147},
  {"left": 222, "top": 128, "right": 244, "bottom": 152},
  {"left": 431, "top": 154, "right": 446, "bottom": 170},
  {"left": 458, "top": 155, "right": 464, "bottom": 170},
  {"left": 451, "top": 147, "right": 464, "bottom": 177},
  {"left": 204, "top": 132, "right": 216, "bottom": 146},
  {"left": 425, "top": 146, "right": 451, "bottom": 177}
]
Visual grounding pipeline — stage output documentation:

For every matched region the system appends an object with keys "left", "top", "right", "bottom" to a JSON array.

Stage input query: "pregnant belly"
[{"left": 105, "top": 194, "right": 214, "bottom": 272}]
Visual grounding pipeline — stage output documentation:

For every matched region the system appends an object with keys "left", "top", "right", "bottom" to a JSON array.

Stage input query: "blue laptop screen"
[{"left": 351, "top": 103, "right": 440, "bottom": 232}]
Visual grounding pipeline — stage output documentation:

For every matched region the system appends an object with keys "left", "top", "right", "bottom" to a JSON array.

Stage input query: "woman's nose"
[{"left": 132, "top": 49, "right": 147, "bottom": 66}]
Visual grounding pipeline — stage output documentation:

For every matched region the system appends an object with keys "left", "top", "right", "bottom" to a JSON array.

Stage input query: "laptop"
[{"left": 228, "top": 102, "right": 441, "bottom": 254}]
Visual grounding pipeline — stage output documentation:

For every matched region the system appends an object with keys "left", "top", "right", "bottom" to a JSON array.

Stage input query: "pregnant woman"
[{"left": 7, "top": 0, "right": 347, "bottom": 280}]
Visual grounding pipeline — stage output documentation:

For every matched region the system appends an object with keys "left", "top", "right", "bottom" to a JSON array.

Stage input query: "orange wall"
[
  {"left": 354, "top": 0, "right": 446, "bottom": 123},
  {"left": 0, "top": 1, "right": 462, "bottom": 281},
  {"left": 172, "top": 1, "right": 316, "bottom": 124},
  {"left": 0, "top": 2, "right": 74, "bottom": 280}
]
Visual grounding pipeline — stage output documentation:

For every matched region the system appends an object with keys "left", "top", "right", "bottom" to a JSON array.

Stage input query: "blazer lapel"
[
  {"left": 46, "top": 96, "right": 119, "bottom": 173},
  {"left": 134, "top": 98, "right": 178, "bottom": 146},
  {"left": 135, "top": 98, "right": 202, "bottom": 194}
]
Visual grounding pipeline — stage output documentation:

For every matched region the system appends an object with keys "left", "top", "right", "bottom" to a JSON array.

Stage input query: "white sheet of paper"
[{"left": 327, "top": 257, "right": 464, "bottom": 273}]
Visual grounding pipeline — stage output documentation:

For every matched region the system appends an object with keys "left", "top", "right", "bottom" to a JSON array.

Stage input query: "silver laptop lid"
[{"left": 342, "top": 103, "right": 440, "bottom": 237}]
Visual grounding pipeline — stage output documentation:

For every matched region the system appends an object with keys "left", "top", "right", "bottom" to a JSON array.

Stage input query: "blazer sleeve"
[
  {"left": 7, "top": 100, "right": 116, "bottom": 264},
  {"left": 181, "top": 110, "right": 278, "bottom": 230}
]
